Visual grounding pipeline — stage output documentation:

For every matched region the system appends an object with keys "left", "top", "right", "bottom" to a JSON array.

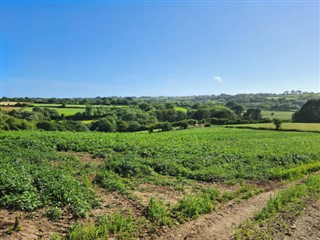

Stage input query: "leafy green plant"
[
  {"left": 173, "top": 193, "right": 214, "bottom": 222},
  {"left": 145, "top": 197, "right": 172, "bottom": 226},
  {"left": 95, "top": 170, "right": 129, "bottom": 194},
  {"left": 44, "top": 206, "right": 63, "bottom": 221},
  {"left": 66, "top": 212, "right": 137, "bottom": 240},
  {"left": 201, "top": 187, "right": 221, "bottom": 201},
  {"left": 98, "top": 212, "right": 136, "bottom": 239},
  {"left": 66, "top": 221, "right": 103, "bottom": 240}
]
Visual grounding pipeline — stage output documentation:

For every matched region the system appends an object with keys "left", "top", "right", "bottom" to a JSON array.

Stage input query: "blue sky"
[{"left": 1, "top": 1, "right": 319, "bottom": 97}]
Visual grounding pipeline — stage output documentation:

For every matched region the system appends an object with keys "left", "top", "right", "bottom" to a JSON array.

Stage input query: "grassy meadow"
[{"left": 261, "top": 111, "right": 293, "bottom": 120}]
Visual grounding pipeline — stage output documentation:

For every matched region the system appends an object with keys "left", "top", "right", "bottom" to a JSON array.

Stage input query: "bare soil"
[
  {"left": 64, "top": 152, "right": 105, "bottom": 165},
  {"left": 133, "top": 183, "right": 189, "bottom": 206},
  {"left": 285, "top": 200, "right": 320, "bottom": 240},
  {"left": 0, "top": 208, "right": 73, "bottom": 240}
]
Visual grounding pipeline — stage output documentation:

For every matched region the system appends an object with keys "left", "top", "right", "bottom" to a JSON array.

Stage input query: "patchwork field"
[{"left": 0, "top": 127, "right": 319, "bottom": 239}]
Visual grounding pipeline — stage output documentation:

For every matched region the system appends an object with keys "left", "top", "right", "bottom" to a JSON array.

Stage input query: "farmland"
[
  {"left": 228, "top": 122, "right": 320, "bottom": 132},
  {"left": 261, "top": 111, "right": 293, "bottom": 120},
  {"left": 0, "top": 127, "right": 319, "bottom": 239}
]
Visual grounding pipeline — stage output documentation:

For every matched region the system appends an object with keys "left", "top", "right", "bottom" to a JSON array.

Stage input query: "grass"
[
  {"left": 228, "top": 122, "right": 320, "bottom": 132},
  {"left": 261, "top": 111, "right": 293, "bottom": 120}
]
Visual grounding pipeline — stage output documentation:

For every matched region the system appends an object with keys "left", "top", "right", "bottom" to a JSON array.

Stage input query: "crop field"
[
  {"left": 261, "top": 111, "right": 293, "bottom": 120},
  {"left": 229, "top": 122, "right": 320, "bottom": 132},
  {"left": 0, "top": 127, "right": 319, "bottom": 239}
]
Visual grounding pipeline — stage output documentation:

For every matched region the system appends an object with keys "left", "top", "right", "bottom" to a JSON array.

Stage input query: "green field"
[
  {"left": 23, "top": 107, "right": 85, "bottom": 116},
  {"left": 261, "top": 111, "right": 294, "bottom": 120},
  {"left": 229, "top": 122, "right": 320, "bottom": 132},
  {"left": 1, "top": 127, "right": 319, "bottom": 184},
  {"left": 1, "top": 127, "right": 319, "bottom": 238}
]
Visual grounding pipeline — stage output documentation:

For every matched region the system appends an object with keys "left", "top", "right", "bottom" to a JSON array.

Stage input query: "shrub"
[
  {"left": 161, "top": 122, "right": 172, "bottom": 132},
  {"left": 273, "top": 118, "right": 282, "bottom": 130},
  {"left": 36, "top": 121, "right": 57, "bottom": 131}
]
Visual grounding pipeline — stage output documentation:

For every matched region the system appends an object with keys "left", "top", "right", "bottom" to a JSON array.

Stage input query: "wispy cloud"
[{"left": 213, "top": 76, "right": 223, "bottom": 83}]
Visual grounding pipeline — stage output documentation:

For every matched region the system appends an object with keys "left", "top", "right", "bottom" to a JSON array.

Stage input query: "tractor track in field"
[
  {"left": 156, "top": 189, "right": 279, "bottom": 240},
  {"left": 155, "top": 176, "right": 314, "bottom": 240}
]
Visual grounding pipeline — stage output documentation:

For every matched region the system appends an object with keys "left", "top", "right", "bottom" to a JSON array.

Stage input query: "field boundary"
[{"left": 225, "top": 125, "right": 320, "bottom": 133}]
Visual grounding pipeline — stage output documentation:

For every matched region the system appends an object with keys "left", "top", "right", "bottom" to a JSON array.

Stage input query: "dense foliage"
[
  {"left": 0, "top": 135, "right": 99, "bottom": 217},
  {"left": 292, "top": 99, "right": 320, "bottom": 123}
]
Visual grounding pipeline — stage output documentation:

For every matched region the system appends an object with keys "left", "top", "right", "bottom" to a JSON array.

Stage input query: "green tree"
[
  {"left": 243, "top": 109, "right": 262, "bottom": 121},
  {"left": 85, "top": 105, "right": 94, "bottom": 116},
  {"left": 292, "top": 99, "right": 320, "bottom": 123},
  {"left": 90, "top": 118, "right": 116, "bottom": 132},
  {"left": 273, "top": 118, "right": 282, "bottom": 130},
  {"left": 161, "top": 122, "right": 172, "bottom": 132},
  {"left": 226, "top": 102, "right": 244, "bottom": 116}
]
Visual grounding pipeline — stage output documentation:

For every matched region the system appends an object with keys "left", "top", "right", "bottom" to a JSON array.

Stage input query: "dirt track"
[{"left": 157, "top": 190, "right": 277, "bottom": 240}]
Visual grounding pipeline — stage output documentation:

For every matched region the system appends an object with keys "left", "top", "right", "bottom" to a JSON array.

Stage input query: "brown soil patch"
[
  {"left": 132, "top": 184, "right": 187, "bottom": 206},
  {"left": 132, "top": 182, "right": 238, "bottom": 207},
  {"left": 92, "top": 188, "right": 144, "bottom": 218},
  {"left": 0, "top": 209, "right": 73, "bottom": 240},
  {"left": 64, "top": 152, "right": 105, "bottom": 165},
  {"left": 285, "top": 200, "right": 320, "bottom": 240}
]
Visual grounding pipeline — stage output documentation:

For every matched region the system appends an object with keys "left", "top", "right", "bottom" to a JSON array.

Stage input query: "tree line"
[{"left": 1, "top": 97, "right": 319, "bottom": 132}]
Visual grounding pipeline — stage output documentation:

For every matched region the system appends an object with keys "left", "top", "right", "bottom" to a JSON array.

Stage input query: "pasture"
[
  {"left": 261, "top": 110, "right": 293, "bottom": 120},
  {"left": 23, "top": 107, "right": 85, "bottom": 116}
]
